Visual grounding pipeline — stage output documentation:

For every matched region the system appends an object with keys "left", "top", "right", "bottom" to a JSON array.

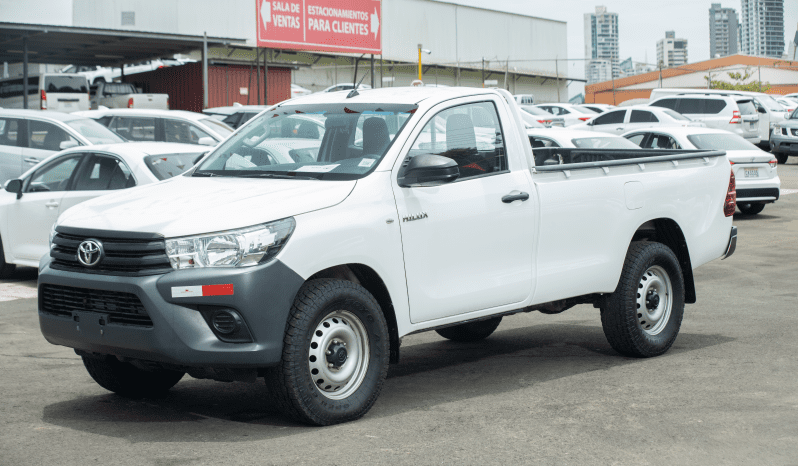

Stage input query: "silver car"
[{"left": 770, "top": 108, "right": 798, "bottom": 164}]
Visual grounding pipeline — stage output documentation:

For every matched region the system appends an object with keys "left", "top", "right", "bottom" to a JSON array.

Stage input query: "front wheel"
[
  {"left": 600, "top": 242, "right": 685, "bottom": 358},
  {"left": 738, "top": 203, "right": 765, "bottom": 215},
  {"left": 0, "top": 237, "right": 16, "bottom": 279},
  {"left": 265, "top": 279, "right": 390, "bottom": 426}
]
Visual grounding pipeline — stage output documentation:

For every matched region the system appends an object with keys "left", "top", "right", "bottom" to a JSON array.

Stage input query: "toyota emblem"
[{"left": 77, "top": 240, "right": 104, "bottom": 267}]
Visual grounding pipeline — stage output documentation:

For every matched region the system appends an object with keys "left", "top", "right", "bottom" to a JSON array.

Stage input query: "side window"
[
  {"left": 630, "top": 110, "right": 659, "bottom": 123},
  {"left": 110, "top": 117, "right": 156, "bottom": 141},
  {"left": 73, "top": 154, "right": 136, "bottom": 191},
  {"left": 626, "top": 133, "right": 647, "bottom": 146},
  {"left": 163, "top": 119, "right": 211, "bottom": 144},
  {"left": 28, "top": 120, "right": 78, "bottom": 151},
  {"left": 0, "top": 118, "right": 20, "bottom": 147},
  {"left": 593, "top": 110, "right": 626, "bottom": 125},
  {"left": 677, "top": 99, "right": 703, "bottom": 114},
  {"left": 647, "top": 134, "right": 681, "bottom": 150},
  {"left": 705, "top": 99, "right": 727, "bottom": 114},
  {"left": 529, "top": 137, "right": 560, "bottom": 148},
  {"left": 96, "top": 116, "right": 113, "bottom": 127},
  {"left": 26, "top": 155, "right": 81, "bottom": 193},
  {"left": 407, "top": 101, "right": 507, "bottom": 180},
  {"left": 651, "top": 98, "right": 678, "bottom": 110},
  {"left": 557, "top": 107, "right": 571, "bottom": 115},
  {"left": 222, "top": 113, "right": 241, "bottom": 128}
]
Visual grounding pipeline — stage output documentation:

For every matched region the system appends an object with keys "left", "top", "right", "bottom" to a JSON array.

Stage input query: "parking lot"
[{"left": 0, "top": 162, "right": 794, "bottom": 465}]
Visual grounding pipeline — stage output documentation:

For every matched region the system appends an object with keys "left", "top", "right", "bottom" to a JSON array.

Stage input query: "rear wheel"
[
  {"left": 0, "top": 238, "right": 16, "bottom": 279},
  {"left": 435, "top": 317, "right": 502, "bottom": 342},
  {"left": 775, "top": 153, "right": 788, "bottom": 165},
  {"left": 738, "top": 203, "right": 766, "bottom": 215},
  {"left": 601, "top": 242, "right": 685, "bottom": 358},
  {"left": 82, "top": 356, "right": 184, "bottom": 398}
]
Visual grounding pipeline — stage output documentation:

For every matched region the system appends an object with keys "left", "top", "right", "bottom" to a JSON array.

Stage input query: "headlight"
[
  {"left": 165, "top": 218, "right": 295, "bottom": 270},
  {"left": 49, "top": 224, "right": 57, "bottom": 249}
]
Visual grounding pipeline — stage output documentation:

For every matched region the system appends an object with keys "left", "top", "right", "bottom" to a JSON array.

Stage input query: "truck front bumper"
[{"left": 38, "top": 256, "right": 305, "bottom": 368}]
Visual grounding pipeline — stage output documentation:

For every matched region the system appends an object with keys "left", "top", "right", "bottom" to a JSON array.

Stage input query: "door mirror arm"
[
  {"left": 398, "top": 154, "right": 459, "bottom": 188},
  {"left": 5, "top": 179, "right": 23, "bottom": 199}
]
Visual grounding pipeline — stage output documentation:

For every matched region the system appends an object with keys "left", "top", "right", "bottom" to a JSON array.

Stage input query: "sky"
[{"left": 447, "top": 0, "right": 798, "bottom": 98}]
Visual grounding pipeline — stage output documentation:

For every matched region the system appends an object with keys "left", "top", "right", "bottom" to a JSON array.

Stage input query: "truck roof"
[{"left": 281, "top": 86, "right": 503, "bottom": 106}]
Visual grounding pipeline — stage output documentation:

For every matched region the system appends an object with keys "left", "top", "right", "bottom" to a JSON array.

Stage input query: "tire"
[
  {"left": 0, "top": 238, "right": 16, "bottom": 279},
  {"left": 738, "top": 202, "right": 765, "bottom": 215},
  {"left": 265, "top": 279, "right": 390, "bottom": 426},
  {"left": 82, "top": 355, "right": 184, "bottom": 398},
  {"left": 775, "top": 153, "right": 788, "bottom": 165},
  {"left": 600, "top": 241, "right": 685, "bottom": 358},
  {"left": 435, "top": 317, "right": 502, "bottom": 342}
]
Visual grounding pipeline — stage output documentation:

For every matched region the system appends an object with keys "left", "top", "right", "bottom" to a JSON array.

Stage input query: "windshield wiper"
[
  {"left": 235, "top": 172, "right": 320, "bottom": 180},
  {"left": 192, "top": 172, "right": 218, "bottom": 177}
]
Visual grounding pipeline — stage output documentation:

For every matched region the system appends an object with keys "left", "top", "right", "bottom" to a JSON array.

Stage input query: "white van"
[
  {"left": 0, "top": 73, "right": 90, "bottom": 113},
  {"left": 649, "top": 88, "right": 787, "bottom": 146}
]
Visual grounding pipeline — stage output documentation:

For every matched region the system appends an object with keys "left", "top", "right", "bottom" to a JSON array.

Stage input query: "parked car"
[
  {"left": 291, "top": 84, "right": 312, "bottom": 98},
  {"left": 577, "top": 103, "right": 615, "bottom": 114},
  {"left": 623, "top": 127, "right": 779, "bottom": 215},
  {"left": 573, "top": 105, "right": 704, "bottom": 135},
  {"left": 0, "top": 109, "right": 124, "bottom": 186},
  {"left": 649, "top": 94, "right": 760, "bottom": 143},
  {"left": 61, "top": 60, "right": 168, "bottom": 85},
  {"left": 0, "top": 73, "right": 90, "bottom": 112},
  {"left": 0, "top": 142, "right": 206, "bottom": 276},
  {"left": 519, "top": 105, "right": 565, "bottom": 127},
  {"left": 76, "top": 109, "right": 234, "bottom": 145},
  {"left": 527, "top": 128, "right": 643, "bottom": 149},
  {"left": 513, "top": 94, "right": 535, "bottom": 105},
  {"left": 203, "top": 104, "right": 268, "bottom": 129},
  {"left": 533, "top": 103, "right": 597, "bottom": 126},
  {"left": 774, "top": 97, "right": 797, "bottom": 114},
  {"left": 91, "top": 82, "right": 169, "bottom": 110},
  {"left": 784, "top": 93, "right": 798, "bottom": 100},
  {"left": 39, "top": 87, "right": 736, "bottom": 426},
  {"left": 319, "top": 83, "right": 372, "bottom": 93},
  {"left": 649, "top": 88, "right": 787, "bottom": 146},
  {"left": 770, "top": 108, "right": 798, "bottom": 164}
]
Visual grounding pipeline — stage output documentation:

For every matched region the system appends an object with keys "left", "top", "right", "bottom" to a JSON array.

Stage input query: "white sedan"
[
  {"left": 622, "top": 127, "right": 779, "bottom": 215},
  {"left": 532, "top": 103, "right": 598, "bottom": 126},
  {"left": 572, "top": 105, "right": 704, "bottom": 135},
  {"left": 527, "top": 128, "right": 643, "bottom": 149},
  {"left": 0, "top": 142, "right": 207, "bottom": 276},
  {"left": 75, "top": 109, "right": 235, "bottom": 146}
]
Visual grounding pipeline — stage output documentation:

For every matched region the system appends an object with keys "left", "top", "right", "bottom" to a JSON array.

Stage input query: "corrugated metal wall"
[{"left": 126, "top": 62, "right": 291, "bottom": 112}]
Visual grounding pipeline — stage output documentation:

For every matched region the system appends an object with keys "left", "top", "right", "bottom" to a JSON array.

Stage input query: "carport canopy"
[{"left": 0, "top": 22, "right": 244, "bottom": 67}]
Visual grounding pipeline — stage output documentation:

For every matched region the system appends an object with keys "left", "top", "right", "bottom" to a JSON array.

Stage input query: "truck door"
[{"left": 392, "top": 98, "right": 535, "bottom": 323}]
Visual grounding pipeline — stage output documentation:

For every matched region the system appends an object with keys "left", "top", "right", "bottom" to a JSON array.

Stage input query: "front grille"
[
  {"left": 51, "top": 232, "right": 171, "bottom": 276},
  {"left": 40, "top": 284, "right": 153, "bottom": 327},
  {"left": 737, "top": 188, "right": 780, "bottom": 200}
]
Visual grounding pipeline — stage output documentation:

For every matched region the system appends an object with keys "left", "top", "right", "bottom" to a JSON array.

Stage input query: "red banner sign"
[{"left": 257, "top": 0, "right": 382, "bottom": 54}]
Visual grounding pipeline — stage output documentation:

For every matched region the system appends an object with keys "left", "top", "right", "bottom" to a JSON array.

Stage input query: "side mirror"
[
  {"left": 5, "top": 179, "right": 22, "bottom": 199},
  {"left": 60, "top": 140, "right": 79, "bottom": 150},
  {"left": 758, "top": 107, "right": 767, "bottom": 114},
  {"left": 198, "top": 136, "right": 217, "bottom": 146},
  {"left": 398, "top": 154, "right": 459, "bottom": 187}
]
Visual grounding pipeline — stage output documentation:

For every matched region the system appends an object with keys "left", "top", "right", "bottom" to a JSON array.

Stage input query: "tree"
[{"left": 706, "top": 68, "right": 770, "bottom": 92}]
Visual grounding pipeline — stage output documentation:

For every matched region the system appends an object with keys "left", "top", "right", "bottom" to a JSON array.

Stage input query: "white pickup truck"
[
  {"left": 91, "top": 82, "right": 168, "bottom": 110},
  {"left": 38, "top": 87, "right": 737, "bottom": 426}
]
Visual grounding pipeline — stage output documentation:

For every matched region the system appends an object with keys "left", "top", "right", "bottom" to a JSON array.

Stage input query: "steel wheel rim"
[
  {"left": 636, "top": 265, "right": 672, "bottom": 336},
  {"left": 307, "top": 310, "right": 370, "bottom": 400}
]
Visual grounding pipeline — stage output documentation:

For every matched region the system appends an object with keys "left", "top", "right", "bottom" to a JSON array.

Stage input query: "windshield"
[
  {"left": 663, "top": 109, "right": 690, "bottom": 121},
  {"left": 520, "top": 106, "right": 550, "bottom": 117},
  {"left": 200, "top": 118, "right": 235, "bottom": 137},
  {"left": 686, "top": 133, "right": 759, "bottom": 151},
  {"left": 572, "top": 137, "right": 640, "bottom": 149},
  {"left": 43, "top": 76, "right": 88, "bottom": 94},
  {"left": 757, "top": 94, "right": 785, "bottom": 112},
  {"left": 65, "top": 118, "right": 125, "bottom": 144},
  {"left": 574, "top": 106, "right": 598, "bottom": 114},
  {"left": 194, "top": 103, "right": 416, "bottom": 180},
  {"left": 145, "top": 153, "right": 206, "bottom": 180},
  {"left": 791, "top": 108, "right": 798, "bottom": 119}
]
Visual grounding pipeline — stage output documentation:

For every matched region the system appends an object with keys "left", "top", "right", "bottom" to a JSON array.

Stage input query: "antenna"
[{"left": 347, "top": 67, "right": 371, "bottom": 98}]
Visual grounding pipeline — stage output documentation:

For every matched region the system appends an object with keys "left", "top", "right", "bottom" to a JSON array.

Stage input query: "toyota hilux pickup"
[{"left": 37, "top": 87, "right": 737, "bottom": 426}]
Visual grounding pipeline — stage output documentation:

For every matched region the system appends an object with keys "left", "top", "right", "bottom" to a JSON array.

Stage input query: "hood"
[
  {"left": 58, "top": 176, "right": 356, "bottom": 238},
  {"left": 779, "top": 119, "right": 798, "bottom": 128},
  {"left": 725, "top": 149, "right": 774, "bottom": 164}
]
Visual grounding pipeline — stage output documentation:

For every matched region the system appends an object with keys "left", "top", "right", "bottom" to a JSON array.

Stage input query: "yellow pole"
[{"left": 418, "top": 44, "right": 423, "bottom": 81}]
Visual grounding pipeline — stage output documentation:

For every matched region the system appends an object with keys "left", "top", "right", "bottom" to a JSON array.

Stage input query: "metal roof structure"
[{"left": 0, "top": 22, "right": 245, "bottom": 67}]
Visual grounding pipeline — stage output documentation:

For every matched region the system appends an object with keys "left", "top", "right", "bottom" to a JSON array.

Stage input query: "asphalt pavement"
[{"left": 1, "top": 162, "right": 797, "bottom": 465}]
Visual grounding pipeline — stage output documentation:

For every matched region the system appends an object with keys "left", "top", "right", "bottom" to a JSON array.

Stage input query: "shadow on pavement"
[{"left": 41, "top": 322, "right": 733, "bottom": 442}]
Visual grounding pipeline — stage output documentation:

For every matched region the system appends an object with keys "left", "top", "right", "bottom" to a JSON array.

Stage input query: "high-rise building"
[
  {"left": 740, "top": 0, "right": 785, "bottom": 57},
  {"left": 657, "top": 31, "right": 688, "bottom": 68},
  {"left": 584, "top": 5, "right": 619, "bottom": 84},
  {"left": 709, "top": 3, "right": 739, "bottom": 58},
  {"left": 787, "top": 24, "right": 798, "bottom": 60}
]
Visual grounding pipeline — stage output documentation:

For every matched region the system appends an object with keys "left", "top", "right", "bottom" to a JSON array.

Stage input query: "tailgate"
[{"left": 129, "top": 94, "right": 169, "bottom": 110}]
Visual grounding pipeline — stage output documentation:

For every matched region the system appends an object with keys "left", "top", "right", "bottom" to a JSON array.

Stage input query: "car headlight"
[
  {"left": 165, "top": 218, "right": 295, "bottom": 270},
  {"left": 49, "top": 224, "right": 57, "bottom": 249}
]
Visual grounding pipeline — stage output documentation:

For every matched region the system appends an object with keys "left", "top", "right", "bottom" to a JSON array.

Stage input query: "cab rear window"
[{"left": 43, "top": 76, "right": 88, "bottom": 94}]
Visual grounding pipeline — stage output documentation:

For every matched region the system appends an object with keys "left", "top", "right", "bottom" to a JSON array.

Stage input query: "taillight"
[
  {"left": 40, "top": 90, "right": 47, "bottom": 110},
  {"left": 166, "top": 97, "right": 169, "bottom": 109},
  {"left": 127, "top": 97, "right": 134, "bottom": 108},
  {"left": 538, "top": 119, "right": 552, "bottom": 124},
  {"left": 578, "top": 117, "right": 591, "bottom": 121},
  {"left": 724, "top": 169, "right": 736, "bottom": 217},
  {"left": 769, "top": 159, "right": 777, "bottom": 168},
  {"left": 729, "top": 110, "right": 741, "bottom": 124}
]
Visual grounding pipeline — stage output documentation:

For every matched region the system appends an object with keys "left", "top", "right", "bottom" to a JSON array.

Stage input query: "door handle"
[
  {"left": 45, "top": 201, "right": 59, "bottom": 208},
  {"left": 502, "top": 191, "right": 529, "bottom": 203},
  {"left": 616, "top": 127, "right": 624, "bottom": 131},
  {"left": 24, "top": 157, "right": 41, "bottom": 164}
]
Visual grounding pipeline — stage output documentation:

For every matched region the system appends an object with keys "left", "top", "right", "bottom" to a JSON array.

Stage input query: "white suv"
[{"left": 649, "top": 94, "right": 759, "bottom": 143}]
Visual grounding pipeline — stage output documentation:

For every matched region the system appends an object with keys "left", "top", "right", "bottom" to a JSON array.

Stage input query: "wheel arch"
[
  {"left": 307, "top": 263, "right": 401, "bottom": 363},
  {"left": 631, "top": 218, "right": 696, "bottom": 303}
]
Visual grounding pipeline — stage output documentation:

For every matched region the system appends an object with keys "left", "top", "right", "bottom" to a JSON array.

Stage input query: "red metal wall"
[{"left": 125, "top": 62, "right": 291, "bottom": 112}]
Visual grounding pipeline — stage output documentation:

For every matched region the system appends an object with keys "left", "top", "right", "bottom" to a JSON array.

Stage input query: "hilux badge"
[
  {"left": 402, "top": 212, "right": 428, "bottom": 222},
  {"left": 77, "top": 240, "right": 104, "bottom": 267}
]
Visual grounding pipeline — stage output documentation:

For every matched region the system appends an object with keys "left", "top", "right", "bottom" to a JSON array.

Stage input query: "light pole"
[{"left": 417, "top": 44, "right": 431, "bottom": 81}]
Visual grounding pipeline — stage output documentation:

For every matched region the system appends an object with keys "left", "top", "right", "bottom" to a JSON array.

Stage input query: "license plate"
[
  {"left": 748, "top": 122, "right": 755, "bottom": 129},
  {"left": 744, "top": 168, "right": 759, "bottom": 178}
]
